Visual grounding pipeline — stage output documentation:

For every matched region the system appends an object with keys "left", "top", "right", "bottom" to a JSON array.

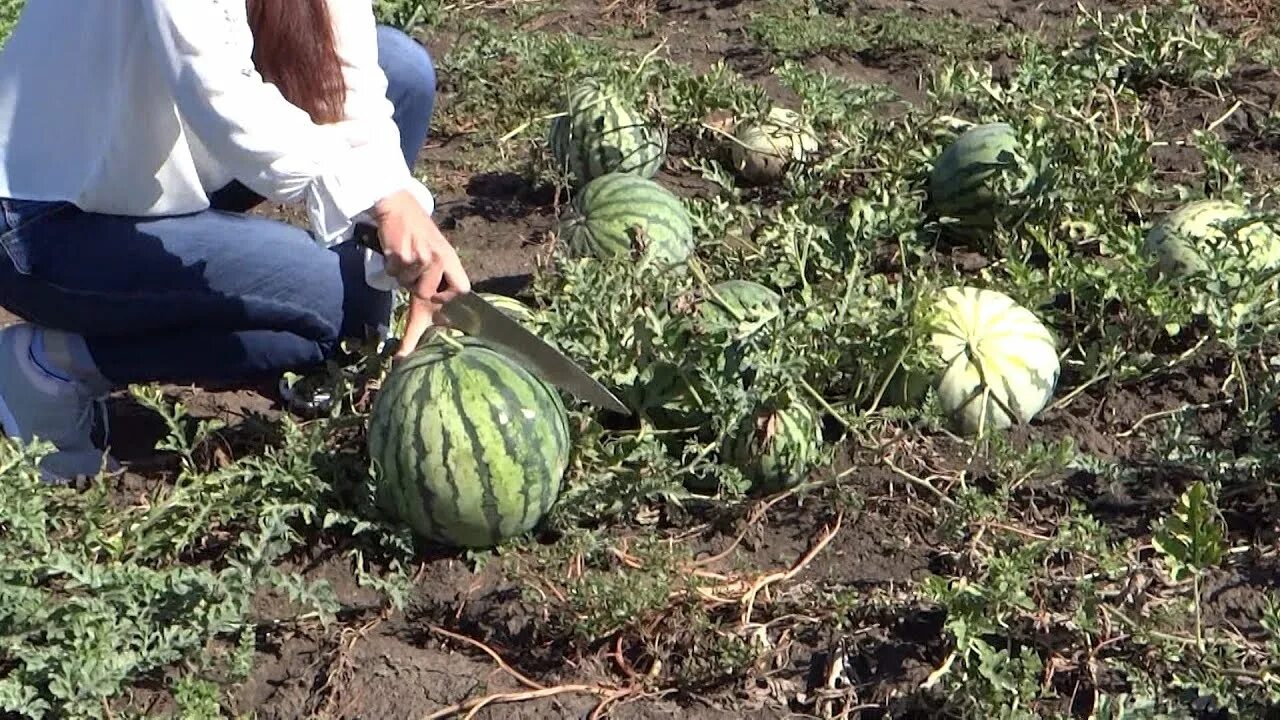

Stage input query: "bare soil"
[{"left": 4, "top": 0, "right": 1279, "bottom": 718}]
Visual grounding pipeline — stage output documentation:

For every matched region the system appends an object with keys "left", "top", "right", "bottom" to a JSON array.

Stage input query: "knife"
[{"left": 352, "top": 223, "right": 631, "bottom": 416}]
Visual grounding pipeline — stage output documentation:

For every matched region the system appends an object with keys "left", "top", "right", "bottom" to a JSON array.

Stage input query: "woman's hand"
[{"left": 370, "top": 189, "right": 471, "bottom": 358}]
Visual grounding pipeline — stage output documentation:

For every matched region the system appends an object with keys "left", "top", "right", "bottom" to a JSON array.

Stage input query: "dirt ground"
[{"left": 4, "top": 0, "right": 1279, "bottom": 718}]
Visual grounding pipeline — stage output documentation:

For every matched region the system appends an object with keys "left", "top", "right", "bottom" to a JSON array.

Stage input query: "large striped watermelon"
[
  {"left": 367, "top": 336, "right": 572, "bottom": 549},
  {"left": 722, "top": 400, "right": 824, "bottom": 494},
  {"left": 927, "top": 122, "right": 1039, "bottom": 234},
  {"left": 728, "top": 107, "right": 819, "bottom": 185},
  {"left": 548, "top": 79, "right": 666, "bottom": 186},
  {"left": 1142, "top": 199, "right": 1280, "bottom": 281},
  {"left": 558, "top": 172, "right": 695, "bottom": 269},
  {"left": 925, "top": 286, "right": 1059, "bottom": 435}
]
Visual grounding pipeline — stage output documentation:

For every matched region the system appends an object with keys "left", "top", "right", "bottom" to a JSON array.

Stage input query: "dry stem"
[
  {"left": 422, "top": 625, "right": 635, "bottom": 719},
  {"left": 423, "top": 684, "right": 611, "bottom": 720},
  {"left": 427, "top": 624, "right": 546, "bottom": 691}
]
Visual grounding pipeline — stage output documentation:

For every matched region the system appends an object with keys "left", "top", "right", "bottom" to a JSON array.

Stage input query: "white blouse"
[{"left": 0, "top": 0, "right": 431, "bottom": 290}]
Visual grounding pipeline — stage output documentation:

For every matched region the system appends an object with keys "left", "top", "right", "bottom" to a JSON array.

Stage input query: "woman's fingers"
[
  {"left": 425, "top": 248, "right": 469, "bottom": 308},
  {"left": 414, "top": 261, "right": 446, "bottom": 304},
  {"left": 396, "top": 297, "right": 434, "bottom": 359},
  {"left": 432, "top": 229, "right": 471, "bottom": 295},
  {"left": 373, "top": 193, "right": 475, "bottom": 356}
]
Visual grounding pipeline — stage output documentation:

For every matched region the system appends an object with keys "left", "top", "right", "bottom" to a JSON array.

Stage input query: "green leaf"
[{"left": 1152, "top": 481, "right": 1226, "bottom": 582}]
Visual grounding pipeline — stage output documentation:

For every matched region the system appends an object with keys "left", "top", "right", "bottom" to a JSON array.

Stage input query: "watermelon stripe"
[
  {"left": 588, "top": 203, "right": 686, "bottom": 220},
  {"left": 373, "top": 381, "right": 407, "bottom": 530},
  {"left": 375, "top": 377, "right": 415, "bottom": 532},
  {"left": 449, "top": 361, "right": 508, "bottom": 546},
  {"left": 999, "top": 370, "right": 1023, "bottom": 422},
  {"left": 499, "top": 347, "right": 566, "bottom": 529},
  {"left": 410, "top": 372, "right": 450, "bottom": 539},
  {"left": 544, "top": 411, "right": 569, "bottom": 518},
  {"left": 385, "top": 376, "right": 432, "bottom": 536},
  {"left": 433, "top": 368, "right": 473, "bottom": 543},
  {"left": 468, "top": 353, "right": 543, "bottom": 537}
]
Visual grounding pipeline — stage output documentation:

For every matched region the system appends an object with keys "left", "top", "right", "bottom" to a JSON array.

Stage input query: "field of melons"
[{"left": 5, "top": 0, "right": 1280, "bottom": 718}]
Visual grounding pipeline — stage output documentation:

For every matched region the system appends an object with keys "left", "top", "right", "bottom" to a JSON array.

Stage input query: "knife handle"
[
  {"left": 352, "top": 221, "right": 463, "bottom": 296},
  {"left": 353, "top": 221, "right": 384, "bottom": 255}
]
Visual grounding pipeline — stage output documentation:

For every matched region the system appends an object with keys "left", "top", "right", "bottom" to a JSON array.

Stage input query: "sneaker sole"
[
  {"left": 0, "top": 324, "right": 26, "bottom": 440},
  {"left": 0, "top": 324, "right": 120, "bottom": 482}
]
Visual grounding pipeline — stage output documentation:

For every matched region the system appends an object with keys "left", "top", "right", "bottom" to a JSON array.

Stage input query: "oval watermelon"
[
  {"left": 926, "top": 286, "right": 1059, "bottom": 435},
  {"left": 693, "top": 279, "right": 783, "bottom": 337},
  {"left": 728, "top": 107, "right": 819, "bottom": 185},
  {"left": 927, "top": 122, "right": 1039, "bottom": 234},
  {"left": 367, "top": 336, "right": 572, "bottom": 549},
  {"left": 558, "top": 172, "right": 695, "bottom": 269},
  {"left": 548, "top": 79, "right": 667, "bottom": 186},
  {"left": 1142, "top": 199, "right": 1280, "bottom": 280},
  {"left": 722, "top": 400, "right": 824, "bottom": 494}
]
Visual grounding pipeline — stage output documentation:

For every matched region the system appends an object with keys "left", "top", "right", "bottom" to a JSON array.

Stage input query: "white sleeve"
[
  {"left": 324, "top": 2, "right": 438, "bottom": 291},
  {"left": 138, "top": 0, "right": 415, "bottom": 249}
]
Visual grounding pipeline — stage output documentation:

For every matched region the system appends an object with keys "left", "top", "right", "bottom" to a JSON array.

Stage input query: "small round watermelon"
[
  {"left": 453, "top": 293, "right": 536, "bottom": 328},
  {"left": 693, "top": 279, "right": 783, "bottom": 336},
  {"left": 878, "top": 352, "right": 934, "bottom": 409},
  {"left": 429, "top": 294, "right": 539, "bottom": 346},
  {"left": 1142, "top": 199, "right": 1280, "bottom": 281},
  {"left": 927, "top": 122, "right": 1039, "bottom": 234},
  {"left": 558, "top": 172, "right": 695, "bottom": 269},
  {"left": 721, "top": 400, "right": 824, "bottom": 494},
  {"left": 479, "top": 293, "right": 538, "bottom": 323},
  {"left": 635, "top": 362, "right": 710, "bottom": 431},
  {"left": 924, "top": 286, "right": 1059, "bottom": 435},
  {"left": 728, "top": 107, "right": 819, "bottom": 185},
  {"left": 548, "top": 79, "right": 667, "bottom": 186},
  {"left": 367, "top": 336, "right": 572, "bottom": 549}
]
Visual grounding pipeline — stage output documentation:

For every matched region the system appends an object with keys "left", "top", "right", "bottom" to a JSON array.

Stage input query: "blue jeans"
[{"left": 0, "top": 26, "right": 436, "bottom": 387}]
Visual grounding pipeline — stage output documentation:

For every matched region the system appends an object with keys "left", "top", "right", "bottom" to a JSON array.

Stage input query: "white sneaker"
[{"left": 0, "top": 324, "right": 120, "bottom": 483}]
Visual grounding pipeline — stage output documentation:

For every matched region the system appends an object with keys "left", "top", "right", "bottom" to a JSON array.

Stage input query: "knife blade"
[{"left": 353, "top": 223, "right": 632, "bottom": 415}]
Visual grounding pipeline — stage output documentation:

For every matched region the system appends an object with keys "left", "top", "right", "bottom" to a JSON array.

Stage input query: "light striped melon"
[
  {"left": 924, "top": 286, "right": 1059, "bottom": 435},
  {"left": 928, "top": 122, "right": 1039, "bottom": 234},
  {"left": 548, "top": 79, "right": 666, "bottom": 186},
  {"left": 367, "top": 336, "right": 572, "bottom": 549},
  {"left": 558, "top": 172, "right": 695, "bottom": 269},
  {"left": 1142, "top": 199, "right": 1280, "bottom": 280},
  {"left": 728, "top": 107, "right": 819, "bottom": 185},
  {"left": 722, "top": 400, "right": 824, "bottom": 494}
]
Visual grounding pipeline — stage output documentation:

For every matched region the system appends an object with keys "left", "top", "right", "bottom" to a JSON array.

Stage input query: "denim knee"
[
  {"left": 377, "top": 25, "right": 437, "bottom": 166},
  {"left": 378, "top": 25, "right": 436, "bottom": 117}
]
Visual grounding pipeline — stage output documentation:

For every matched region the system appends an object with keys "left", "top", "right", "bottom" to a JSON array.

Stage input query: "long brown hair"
[{"left": 246, "top": 0, "right": 347, "bottom": 125}]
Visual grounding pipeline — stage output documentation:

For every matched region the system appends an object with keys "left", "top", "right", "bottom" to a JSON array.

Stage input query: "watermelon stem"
[
  {"left": 882, "top": 457, "right": 958, "bottom": 507},
  {"left": 500, "top": 110, "right": 570, "bottom": 143},
  {"left": 799, "top": 378, "right": 850, "bottom": 430},
  {"left": 633, "top": 39, "right": 666, "bottom": 78}
]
